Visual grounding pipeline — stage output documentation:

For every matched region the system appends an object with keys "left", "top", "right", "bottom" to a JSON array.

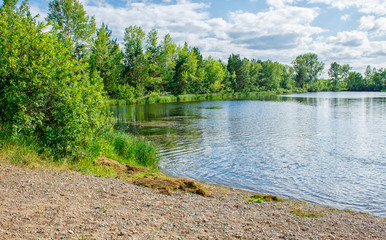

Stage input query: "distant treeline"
[{"left": 0, "top": 0, "right": 385, "bottom": 160}]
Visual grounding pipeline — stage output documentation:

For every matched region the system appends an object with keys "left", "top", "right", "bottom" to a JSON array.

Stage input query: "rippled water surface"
[{"left": 111, "top": 92, "right": 386, "bottom": 217}]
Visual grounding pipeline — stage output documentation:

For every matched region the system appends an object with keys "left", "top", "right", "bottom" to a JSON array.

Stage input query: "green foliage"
[
  {"left": 89, "top": 23, "right": 123, "bottom": 96},
  {"left": 0, "top": 1, "right": 106, "bottom": 157},
  {"left": 292, "top": 53, "right": 324, "bottom": 88},
  {"left": 328, "top": 62, "right": 351, "bottom": 91},
  {"left": 247, "top": 193, "right": 286, "bottom": 203},
  {"left": 104, "top": 131, "right": 159, "bottom": 169},
  {"left": 46, "top": 0, "right": 96, "bottom": 58},
  {"left": 123, "top": 25, "right": 148, "bottom": 91},
  {"left": 346, "top": 67, "right": 385, "bottom": 91}
]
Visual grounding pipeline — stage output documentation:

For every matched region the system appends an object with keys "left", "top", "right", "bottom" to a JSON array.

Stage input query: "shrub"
[{"left": 0, "top": 2, "right": 107, "bottom": 157}]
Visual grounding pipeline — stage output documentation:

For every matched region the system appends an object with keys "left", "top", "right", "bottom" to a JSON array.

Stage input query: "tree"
[
  {"left": 0, "top": 0, "right": 106, "bottom": 156},
  {"left": 328, "top": 62, "right": 342, "bottom": 89},
  {"left": 123, "top": 26, "right": 148, "bottom": 94},
  {"left": 292, "top": 53, "right": 324, "bottom": 88},
  {"left": 169, "top": 43, "right": 199, "bottom": 95},
  {"left": 145, "top": 29, "right": 164, "bottom": 92},
  {"left": 281, "top": 65, "right": 295, "bottom": 90},
  {"left": 89, "top": 23, "right": 123, "bottom": 96},
  {"left": 261, "top": 60, "right": 284, "bottom": 90},
  {"left": 46, "top": 0, "right": 96, "bottom": 58},
  {"left": 160, "top": 34, "right": 177, "bottom": 92},
  {"left": 227, "top": 54, "right": 251, "bottom": 92},
  {"left": 203, "top": 57, "right": 225, "bottom": 93},
  {"left": 347, "top": 72, "right": 364, "bottom": 91},
  {"left": 248, "top": 60, "right": 263, "bottom": 91},
  {"left": 372, "top": 68, "right": 386, "bottom": 91}
]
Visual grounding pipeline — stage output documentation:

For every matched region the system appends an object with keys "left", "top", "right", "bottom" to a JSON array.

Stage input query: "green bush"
[{"left": 0, "top": 2, "right": 107, "bottom": 157}]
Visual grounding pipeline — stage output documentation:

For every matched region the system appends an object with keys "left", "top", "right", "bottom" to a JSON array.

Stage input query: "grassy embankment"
[
  {"left": 106, "top": 89, "right": 305, "bottom": 106},
  {"left": 0, "top": 127, "right": 159, "bottom": 178}
]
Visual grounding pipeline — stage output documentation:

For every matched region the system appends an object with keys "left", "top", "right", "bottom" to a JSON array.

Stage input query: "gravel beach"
[{"left": 0, "top": 161, "right": 385, "bottom": 239}]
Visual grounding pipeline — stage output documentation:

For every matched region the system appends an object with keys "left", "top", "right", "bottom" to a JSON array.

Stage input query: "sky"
[{"left": 7, "top": 0, "right": 386, "bottom": 75}]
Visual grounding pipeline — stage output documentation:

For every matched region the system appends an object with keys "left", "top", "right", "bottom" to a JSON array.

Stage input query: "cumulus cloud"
[
  {"left": 27, "top": 0, "right": 386, "bottom": 73},
  {"left": 312, "top": 30, "right": 386, "bottom": 73},
  {"left": 359, "top": 16, "right": 386, "bottom": 37},
  {"left": 226, "top": 7, "right": 323, "bottom": 51},
  {"left": 309, "top": 0, "right": 386, "bottom": 15}
]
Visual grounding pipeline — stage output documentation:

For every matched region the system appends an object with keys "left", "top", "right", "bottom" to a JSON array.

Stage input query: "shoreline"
[
  {"left": 105, "top": 89, "right": 304, "bottom": 106},
  {"left": 1, "top": 160, "right": 385, "bottom": 239}
]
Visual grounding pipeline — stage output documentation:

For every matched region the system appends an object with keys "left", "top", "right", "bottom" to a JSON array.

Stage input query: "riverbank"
[
  {"left": 1, "top": 160, "right": 385, "bottom": 239},
  {"left": 105, "top": 89, "right": 305, "bottom": 106}
]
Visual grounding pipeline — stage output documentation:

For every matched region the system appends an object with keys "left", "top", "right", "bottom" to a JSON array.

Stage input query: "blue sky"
[{"left": 7, "top": 0, "right": 386, "bottom": 75}]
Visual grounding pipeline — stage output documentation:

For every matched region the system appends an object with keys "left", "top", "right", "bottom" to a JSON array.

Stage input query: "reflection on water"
[{"left": 110, "top": 92, "right": 386, "bottom": 217}]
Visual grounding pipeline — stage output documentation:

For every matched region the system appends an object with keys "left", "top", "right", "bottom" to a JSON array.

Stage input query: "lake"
[{"left": 111, "top": 92, "right": 386, "bottom": 217}]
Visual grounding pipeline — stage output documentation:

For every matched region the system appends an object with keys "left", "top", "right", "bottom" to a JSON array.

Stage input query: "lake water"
[{"left": 111, "top": 92, "right": 386, "bottom": 217}]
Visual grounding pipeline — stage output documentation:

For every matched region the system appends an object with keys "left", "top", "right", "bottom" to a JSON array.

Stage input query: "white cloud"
[
  {"left": 359, "top": 16, "right": 386, "bottom": 37},
  {"left": 226, "top": 6, "right": 323, "bottom": 51},
  {"left": 28, "top": 0, "right": 386, "bottom": 73},
  {"left": 311, "top": 30, "right": 386, "bottom": 73},
  {"left": 83, "top": 0, "right": 324, "bottom": 63},
  {"left": 341, "top": 14, "right": 350, "bottom": 21},
  {"left": 309, "top": 0, "right": 386, "bottom": 15},
  {"left": 267, "top": 0, "right": 299, "bottom": 8}
]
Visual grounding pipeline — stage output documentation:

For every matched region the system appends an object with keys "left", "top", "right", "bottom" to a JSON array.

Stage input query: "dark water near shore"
[{"left": 111, "top": 92, "right": 386, "bottom": 217}]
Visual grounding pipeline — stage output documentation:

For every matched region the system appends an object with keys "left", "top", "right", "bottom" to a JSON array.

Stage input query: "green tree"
[
  {"left": 145, "top": 29, "right": 165, "bottom": 92},
  {"left": 169, "top": 43, "right": 199, "bottom": 95},
  {"left": 328, "top": 62, "right": 342, "bottom": 89},
  {"left": 0, "top": 0, "right": 106, "bottom": 156},
  {"left": 227, "top": 54, "right": 251, "bottom": 92},
  {"left": 159, "top": 34, "right": 177, "bottom": 92},
  {"left": 203, "top": 57, "right": 225, "bottom": 93},
  {"left": 281, "top": 65, "right": 295, "bottom": 90},
  {"left": 347, "top": 72, "right": 364, "bottom": 91},
  {"left": 46, "top": 0, "right": 96, "bottom": 58},
  {"left": 89, "top": 23, "right": 123, "bottom": 96},
  {"left": 372, "top": 68, "right": 386, "bottom": 91},
  {"left": 292, "top": 53, "right": 324, "bottom": 88},
  {"left": 249, "top": 60, "right": 263, "bottom": 91},
  {"left": 123, "top": 25, "right": 148, "bottom": 95},
  {"left": 261, "top": 60, "right": 284, "bottom": 90}
]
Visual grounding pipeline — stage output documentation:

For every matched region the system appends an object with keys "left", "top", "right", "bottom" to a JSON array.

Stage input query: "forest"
[{"left": 0, "top": 0, "right": 385, "bottom": 166}]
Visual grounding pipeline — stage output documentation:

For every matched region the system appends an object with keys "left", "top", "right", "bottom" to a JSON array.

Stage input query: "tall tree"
[
  {"left": 169, "top": 43, "right": 199, "bottom": 95},
  {"left": 160, "top": 34, "right": 177, "bottom": 92},
  {"left": 203, "top": 57, "right": 225, "bottom": 93},
  {"left": 145, "top": 29, "right": 163, "bottom": 92},
  {"left": 347, "top": 72, "right": 364, "bottom": 91},
  {"left": 89, "top": 23, "right": 123, "bottom": 96},
  {"left": 328, "top": 62, "right": 342, "bottom": 89},
  {"left": 261, "top": 60, "right": 284, "bottom": 90},
  {"left": 46, "top": 0, "right": 96, "bottom": 58},
  {"left": 292, "top": 53, "right": 324, "bottom": 88},
  {"left": 123, "top": 25, "right": 148, "bottom": 94}
]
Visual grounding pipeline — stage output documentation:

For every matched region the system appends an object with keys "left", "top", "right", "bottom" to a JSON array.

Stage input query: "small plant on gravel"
[{"left": 247, "top": 194, "right": 286, "bottom": 203}]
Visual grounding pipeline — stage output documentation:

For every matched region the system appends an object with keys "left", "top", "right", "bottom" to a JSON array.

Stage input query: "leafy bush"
[{"left": 0, "top": 2, "right": 107, "bottom": 157}]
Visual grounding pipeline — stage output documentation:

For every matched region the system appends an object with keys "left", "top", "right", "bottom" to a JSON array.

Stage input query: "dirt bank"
[{"left": 0, "top": 161, "right": 385, "bottom": 239}]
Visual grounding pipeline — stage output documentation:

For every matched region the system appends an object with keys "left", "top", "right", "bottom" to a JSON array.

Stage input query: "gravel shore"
[{"left": 0, "top": 161, "right": 385, "bottom": 239}]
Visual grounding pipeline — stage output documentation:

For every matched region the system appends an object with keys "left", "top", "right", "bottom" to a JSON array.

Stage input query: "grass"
[
  {"left": 106, "top": 89, "right": 304, "bottom": 106},
  {"left": 247, "top": 193, "right": 287, "bottom": 203},
  {"left": 0, "top": 127, "right": 159, "bottom": 178}
]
